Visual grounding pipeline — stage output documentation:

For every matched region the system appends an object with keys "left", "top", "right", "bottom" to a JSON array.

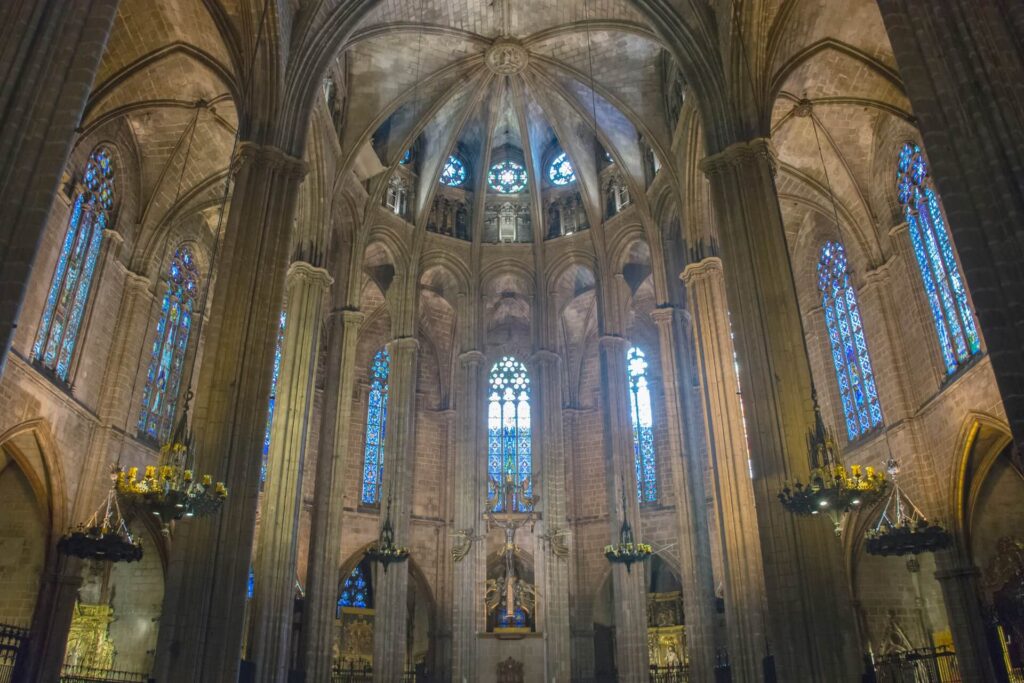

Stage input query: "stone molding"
[
  {"left": 598, "top": 334, "right": 630, "bottom": 352},
  {"left": 530, "top": 348, "right": 560, "bottom": 367},
  {"left": 649, "top": 306, "right": 681, "bottom": 325},
  {"left": 286, "top": 260, "right": 333, "bottom": 288},
  {"left": 699, "top": 138, "right": 777, "bottom": 179},
  {"left": 458, "top": 349, "right": 485, "bottom": 366},
  {"left": 232, "top": 141, "right": 307, "bottom": 180},
  {"left": 680, "top": 256, "right": 723, "bottom": 284},
  {"left": 387, "top": 336, "right": 420, "bottom": 353}
]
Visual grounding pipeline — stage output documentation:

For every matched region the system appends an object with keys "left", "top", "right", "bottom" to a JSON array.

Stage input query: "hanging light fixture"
[
  {"left": 365, "top": 494, "right": 409, "bottom": 572},
  {"left": 604, "top": 484, "right": 653, "bottom": 572},
  {"left": 865, "top": 457, "right": 951, "bottom": 556},
  {"left": 116, "top": 392, "right": 227, "bottom": 527},
  {"left": 777, "top": 100, "right": 888, "bottom": 534},
  {"left": 778, "top": 393, "right": 887, "bottom": 534},
  {"left": 58, "top": 473, "right": 142, "bottom": 563}
]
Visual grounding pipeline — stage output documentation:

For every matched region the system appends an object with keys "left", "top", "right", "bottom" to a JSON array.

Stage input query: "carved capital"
[
  {"left": 649, "top": 306, "right": 680, "bottom": 326},
  {"left": 530, "top": 348, "right": 560, "bottom": 367},
  {"left": 387, "top": 336, "right": 420, "bottom": 354},
  {"left": 286, "top": 260, "right": 333, "bottom": 290},
  {"left": 680, "top": 256, "right": 723, "bottom": 285},
  {"left": 459, "top": 350, "right": 485, "bottom": 367},
  {"left": 233, "top": 141, "right": 307, "bottom": 181},
  {"left": 699, "top": 138, "right": 777, "bottom": 179},
  {"left": 598, "top": 334, "right": 630, "bottom": 352}
]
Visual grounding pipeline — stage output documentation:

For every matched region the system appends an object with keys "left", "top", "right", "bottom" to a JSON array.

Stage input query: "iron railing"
[
  {"left": 0, "top": 624, "right": 29, "bottom": 683},
  {"left": 330, "top": 663, "right": 417, "bottom": 682},
  {"left": 874, "top": 646, "right": 961, "bottom": 683},
  {"left": 59, "top": 664, "right": 147, "bottom": 682},
  {"left": 650, "top": 664, "right": 689, "bottom": 682}
]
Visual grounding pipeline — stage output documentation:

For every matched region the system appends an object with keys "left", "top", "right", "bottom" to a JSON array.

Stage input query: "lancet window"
[
  {"left": 897, "top": 142, "right": 980, "bottom": 374},
  {"left": 337, "top": 558, "right": 374, "bottom": 616},
  {"left": 261, "top": 310, "right": 287, "bottom": 483},
  {"left": 360, "top": 348, "right": 391, "bottom": 505},
  {"left": 33, "top": 147, "right": 115, "bottom": 381},
  {"left": 138, "top": 246, "right": 200, "bottom": 442},
  {"left": 487, "top": 356, "right": 532, "bottom": 512},
  {"left": 817, "top": 241, "right": 882, "bottom": 440},
  {"left": 627, "top": 346, "right": 658, "bottom": 503}
]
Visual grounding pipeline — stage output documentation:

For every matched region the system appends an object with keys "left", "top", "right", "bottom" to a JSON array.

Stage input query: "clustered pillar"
[
  {"left": 682, "top": 256, "right": 768, "bottom": 682},
  {"left": 700, "top": 139, "right": 861, "bottom": 681},
  {"left": 251, "top": 261, "right": 332, "bottom": 681}
]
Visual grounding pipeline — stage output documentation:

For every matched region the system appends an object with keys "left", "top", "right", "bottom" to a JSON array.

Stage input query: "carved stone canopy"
[{"left": 486, "top": 40, "right": 529, "bottom": 75}]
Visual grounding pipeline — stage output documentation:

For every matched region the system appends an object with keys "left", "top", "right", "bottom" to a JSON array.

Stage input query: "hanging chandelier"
[
  {"left": 116, "top": 393, "right": 227, "bottom": 527},
  {"left": 778, "top": 394, "right": 887, "bottom": 534},
  {"left": 58, "top": 476, "right": 143, "bottom": 563},
  {"left": 366, "top": 495, "right": 409, "bottom": 572},
  {"left": 865, "top": 458, "right": 951, "bottom": 556},
  {"left": 604, "top": 486, "right": 653, "bottom": 572}
]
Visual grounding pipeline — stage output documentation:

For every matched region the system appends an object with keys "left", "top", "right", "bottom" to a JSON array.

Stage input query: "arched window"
[
  {"left": 897, "top": 143, "right": 980, "bottom": 374},
  {"left": 440, "top": 154, "right": 466, "bottom": 187},
  {"left": 138, "top": 246, "right": 200, "bottom": 442},
  {"left": 33, "top": 147, "right": 115, "bottom": 381},
  {"left": 360, "top": 348, "right": 391, "bottom": 505},
  {"left": 261, "top": 310, "right": 287, "bottom": 483},
  {"left": 627, "top": 347, "right": 657, "bottom": 503},
  {"left": 487, "top": 356, "right": 532, "bottom": 512},
  {"left": 817, "top": 241, "right": 883, "bottom": 440},
  {"left": 337, "top": 558, "right": 374, "bottom": 616},
  {"left": 548, "top": 152, "right": 575, "bottom": 185}
]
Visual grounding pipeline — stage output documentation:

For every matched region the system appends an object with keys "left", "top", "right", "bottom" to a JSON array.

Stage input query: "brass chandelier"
[
  {"left": 865, "top": 458, "right": 950, "bottom": 556},
  {"left": 366, "top": 494, "right": 409, "bottom": 572},
  {"left": 58, "top": 476, "right": 142, "bottom": 563},
  {"left": 604, "top": 486, "right": 653, "bottom": 572}
]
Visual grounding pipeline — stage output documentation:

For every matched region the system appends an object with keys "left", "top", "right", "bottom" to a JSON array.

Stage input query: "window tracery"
[
  {"left": 384, "top": 175, "right": 409, "bottom": 217},
  {"left": 896, "top": 142, "right": 980, "bottom": 374},
  {"left": 488, "top": 160, "right": 527, "bottom": 194},
  {"left": 440, "top": 154, "right": 466, "bottom": 187},
  {"left": 33, "top": 147, "right": 115, "bottom": 381},
  {"left": 360, "top": 348, "right": 391, "bottom": 505},
  {"left": 138, "top": 246, "right": 200, "bottom": 442},
  {"left": 627, "top": 346, "right": 657, "bottom": 503},
  {"left": 487, "top": 356, "right": 532, "bottom": 512},
  {"left": 548, "top": 152, "right": 575, "bottom": 185},
  {"left": 817, "top": 241, "right": 882, "bottom": 440}
]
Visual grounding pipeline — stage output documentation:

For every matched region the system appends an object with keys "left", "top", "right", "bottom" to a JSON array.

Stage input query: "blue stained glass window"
[
  {"left": 897, "top": 143, "right": 980, "bottom": 375},
  {"left": 138, "top": 246, "right": 200, "bottom": 442},
  {"left": 247, "top": 566, "right": 255, "bottom": 600},
  {"left": 487, "top": 356, "right": 532, "bottom": 512},
  {"left": 360, "top": 348, "right": 391, "bottom": 505},
  {"left": 261, "top": 310, "right": 287, "bottom": 483},
  {"left": 817, "top": 241, "right": 883, "bottom": 440},
  {"left": 627, "top": 347, "right": 657, "bottom": 503},
  {"left": 400, "top": 149, "right": 412, "bottom": 165},
  {"left": 338, "top": 561, "right": 373, "bottom": 614},
  {"left": 488, "top": 160, "right": 527, "bottom": 193},
  {"left": 33, "top": 148, "right": 115, "bottom": 381},
  {"left": 548, "top": 152, "right": 575, "bottom": 185},
  {"left": 440, "top": 155, "right": 466, "bottom": 186}
]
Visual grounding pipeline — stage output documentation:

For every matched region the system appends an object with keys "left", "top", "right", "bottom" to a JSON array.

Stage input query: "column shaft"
[
  {"left": 933, "top": 555, "right": 999, "bottom": 681},
  {"left": 701, "top": 140, "right": 860, "bottom": 681},
  {"left": 533, "top": 350, "right": 571, "bottom": 681},
  {"left": 598, "top": 335, "right": 649, "bottom": 683},
  {"left": 451, "top": 351, "right": 484, "bottom": 682},
  {"left": 372, "top": 337, "right": 418, "bottom": 682},
  {"left": 683, "top": 257, "right": 767, "bottom": 682},
  {"left": 252, "top": 261, "right": 331, "bottom": 682},
  {"left": 153, "top": 142, "right": 305, "bottom": 683},
  {"left": 0, "top": 0, "right": 119, "bottom": 371},
  {"left": 651, "top": 307, "right": 718, "bottom": 680},
  {"left": 302, "top": 309, "right": 364, "bottom": 680}
]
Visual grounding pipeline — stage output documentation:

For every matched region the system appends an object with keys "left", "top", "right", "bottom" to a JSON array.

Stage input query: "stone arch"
[{"left": 950, "top": 412, "right": 1015, "bottom": 559}]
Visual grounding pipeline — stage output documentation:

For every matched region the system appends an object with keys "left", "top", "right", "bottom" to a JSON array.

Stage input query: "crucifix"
[{"left": 484, "top": 472, "right": 539, "bottom": 627}]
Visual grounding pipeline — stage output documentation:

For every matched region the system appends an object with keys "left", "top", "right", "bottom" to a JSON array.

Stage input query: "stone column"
[
  {"left": 700, "top": 140, "right": 861, "bottom": 682},
  {"left": 933, "top": 552, "right": 999, "bottom": 681},
  {"left": 0, "top": 0, "right": 119, "bottom": 372},
  {"left": 650, "top": 307, "right": 718, "bottom": 680},
  {"left": 876, "top": 0, "right": 1024, "bottom": 452},
  {"left": 451, "top": 350, "right": 484, "bottom": 683},
  {"left": 152, "top": 143, "right": 305, "bottom": 683},
  {"left": 252, "top": 261, "right": 331, "bottom": 682},
  {"left": 302, "top": 308, "right": 363, "bottom": 681},
  {"left": 373, "top": 336, "right": 419, "bottom": 683},
  {"left": 682, "top": 257, "right": 768, "bottom": 682},
  {"left": 598, "top": 334, "right": 649, "bottom": 683},
  {"left": 532, "top": 349, "right": 571, "bottom": 681}
]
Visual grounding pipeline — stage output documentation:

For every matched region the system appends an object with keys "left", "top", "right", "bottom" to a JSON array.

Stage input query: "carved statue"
[{"left": 497, "top": 656, "right": 525, "bottom": 683}]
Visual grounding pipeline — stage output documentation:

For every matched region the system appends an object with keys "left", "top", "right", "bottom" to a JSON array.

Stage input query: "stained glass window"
[
  {"left": 261, "top": 310, "right": 287, "bottom": 483},
  {"left": 548, "top": 152, "right": 575, "bottom": 185},
  {"left": 627, "top": 347, "right": 657, "bottom": 503},
  {"left": 487, "top": 356, "right": 532, "bottom": 512},
  {"left": 337, "top": 560, "right": 373, "bottom": 614},
  {"left": 247, "top": 566, "right": 255, "bottom": 600},
  {"left": 817, "top": 241, "right": 883, "bottom": 440},
  {"left": 33, "top": 147, "right": 115, "bottom": 381},
  {"left": 360, "top": 348, "right": 391, "bottom": 505},
  {"left": 488, "top": 160, "right": 527, "bottom": 194},
  {"left": 440, "top": 155, "right": 466, "bottom": 187},
  {"left": 138, "top": 246, "right": 199, "bottom": 442},
  {"left": 897, "top": 143, "right": 980, "bottom": 374},
  {"left": 400, "top": 149, "right": 412, "bottom": 165}
]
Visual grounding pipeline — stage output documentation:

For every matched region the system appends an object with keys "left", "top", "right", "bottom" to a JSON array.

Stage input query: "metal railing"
[
  {"left": 330, "top": 663, "right": 417, "bottom": 683},
  {"left": 59, "top": 664, "right": 147, "bottom": 682},
  {"left": 0, "top": 624, "right": 29, "bottom": 683},
  {"left": 650, "top": 664, "right": 689, "bottom": 682},
  {"left": 874, "top": 646, "right": 961, "bottom": 683}
]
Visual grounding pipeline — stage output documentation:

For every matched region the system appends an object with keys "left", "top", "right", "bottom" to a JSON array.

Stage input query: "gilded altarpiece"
[{"left": 647, "top": 591, "right": 687, "bottom": 667}]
